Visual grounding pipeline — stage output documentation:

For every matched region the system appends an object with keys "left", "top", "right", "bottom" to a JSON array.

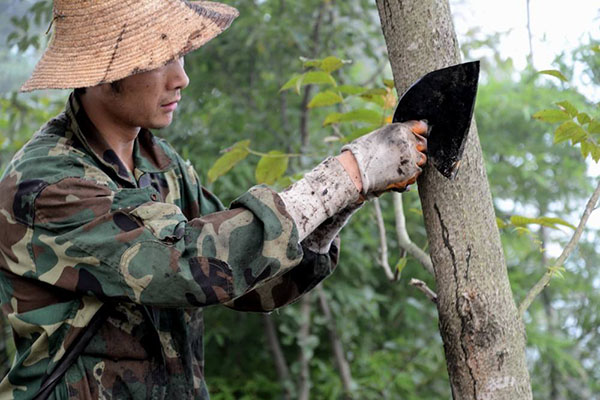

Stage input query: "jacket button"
[{"left": 151, "top": 193, "right": 159, "bottom": 201}]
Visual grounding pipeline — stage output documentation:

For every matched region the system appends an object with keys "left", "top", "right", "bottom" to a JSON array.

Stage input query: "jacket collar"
[{"left": 65, "top": 92, "right": 174, "bottom": 185}]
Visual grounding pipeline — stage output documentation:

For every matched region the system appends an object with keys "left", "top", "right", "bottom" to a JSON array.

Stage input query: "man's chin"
[{"left": 147, "top": 119, "right": 173, "bottom": 130}]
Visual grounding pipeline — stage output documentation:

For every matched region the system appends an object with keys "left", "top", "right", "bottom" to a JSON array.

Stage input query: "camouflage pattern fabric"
[{"left": 0, "top": 93, "right": 338, "bottom": 399}]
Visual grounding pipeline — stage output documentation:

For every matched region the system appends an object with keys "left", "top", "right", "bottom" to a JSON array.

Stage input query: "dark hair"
[{"left": 74, "top": 80, "right": 123, "bottom": 96}]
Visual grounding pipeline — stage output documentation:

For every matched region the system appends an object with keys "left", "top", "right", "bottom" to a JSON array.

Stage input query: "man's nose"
[{"left": 168, "top": 58, "right": 189, "bottom": 91}]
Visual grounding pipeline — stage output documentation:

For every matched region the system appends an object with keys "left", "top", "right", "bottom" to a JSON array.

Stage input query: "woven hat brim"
[{"left": 21, "top": 0, "right": 239, "bottom": 92}]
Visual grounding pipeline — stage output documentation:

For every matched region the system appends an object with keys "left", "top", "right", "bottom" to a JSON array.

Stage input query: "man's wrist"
[{"left": 336, "top": 151, "right": 363, "bottom": 194}]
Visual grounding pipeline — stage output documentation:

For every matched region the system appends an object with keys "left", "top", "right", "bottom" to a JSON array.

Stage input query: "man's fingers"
[
  {"left": 409, "top": 120, "right": 428, "bottom": 136},
  {"left": 415, "top": 134, "right": 427, "bottom": 152},
  {"left": 417, "top": 152, "right": 427, "bottom": 167},
  {"left": 384, "top": 174, "right": 418, "bottom": 192}
]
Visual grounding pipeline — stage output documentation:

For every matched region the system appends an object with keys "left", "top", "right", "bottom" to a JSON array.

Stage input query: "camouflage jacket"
[{"left": 0, "top": 93, "right": 338, "bottom": 399}]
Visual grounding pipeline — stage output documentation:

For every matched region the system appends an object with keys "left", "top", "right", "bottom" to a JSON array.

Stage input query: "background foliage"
[{"left": 1, "top": 0, "right": 599, "bottom": 398}]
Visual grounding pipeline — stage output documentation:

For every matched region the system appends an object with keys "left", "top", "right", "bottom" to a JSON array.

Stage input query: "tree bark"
[{"left": 375, "top": 1, "right": 533, "bottom": 398}]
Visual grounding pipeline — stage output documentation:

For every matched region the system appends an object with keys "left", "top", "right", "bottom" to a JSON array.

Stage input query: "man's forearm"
[{"left": 279, "top": 156, "right": 361, "bottom": 241}]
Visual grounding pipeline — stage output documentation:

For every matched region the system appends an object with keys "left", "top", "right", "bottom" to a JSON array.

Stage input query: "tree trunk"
[{"left": 375, "top": 1, "right": 533, "bottom": 398}]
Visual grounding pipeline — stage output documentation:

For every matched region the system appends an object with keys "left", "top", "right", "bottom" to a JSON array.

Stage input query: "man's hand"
[
  {"left": 279, "top": 121, "right": 426, "bottom": 241},
  {"left": 340, "top": 121, "right": 428, "bottom": 198}
]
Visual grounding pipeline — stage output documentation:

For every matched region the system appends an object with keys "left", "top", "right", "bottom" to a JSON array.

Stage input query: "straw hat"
[{"left": 21, "top": 0, "right": 239, "bottom": 92}]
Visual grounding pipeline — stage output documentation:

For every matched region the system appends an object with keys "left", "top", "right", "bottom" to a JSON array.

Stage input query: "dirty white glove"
[
  {"left": 279, "top": 121, "right": 426, "bottom": 242},
  {"left": 341, "top": 121, "right": 427, "bottom": 197},
  {"left": 279, "top": 157, "right": 360, "bottom": 241},
  {"left": 302, "top": 203, "right": 363, "bottom": 254}
]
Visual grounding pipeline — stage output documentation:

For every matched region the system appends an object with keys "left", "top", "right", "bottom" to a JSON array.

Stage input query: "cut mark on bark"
[
  {"left": 434, "top": 203, "right": 477, "bottom": 399},
  {"left": 497, "top": 349, "right": 507, "bottom": 371},
  {"left": 465, "top": 245, "right": 472, "bottom": 280}
]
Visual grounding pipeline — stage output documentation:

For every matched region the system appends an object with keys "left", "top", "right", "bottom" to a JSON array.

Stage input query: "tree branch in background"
[
  {"left": 373, "top": 198, "right": 396, "bottom": 281},
  {"left": 299, "top": 2, "right": 328, "bottom": 153},
  {"left": 263, "top": 314, "right": 292, "bottom": 400},
  {"left": 393, "top": 193, "right": 434, "bottom": 275},
  {"left": 519, "top": 179, "right": 600, "bottom": 316},
  {"left": 409, "top": 278, "right": 438, "bottom": 304},
  {"left": 297, "top": 294, "right": 313, "bottom": 400},
  {"left": 316, "top": 286, "right": 354, "bottom": 398},
  {"left": 526, "top": 0, "right": 534, "bottom": 64}
]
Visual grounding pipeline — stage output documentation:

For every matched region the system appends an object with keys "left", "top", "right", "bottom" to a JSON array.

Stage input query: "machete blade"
[{"left": 393, "top": 61, "right": 480, "bottom": 179}]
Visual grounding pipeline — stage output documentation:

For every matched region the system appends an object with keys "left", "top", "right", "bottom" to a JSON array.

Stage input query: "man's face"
[{"left": 103, "top": 58, "right": 189, "bottom": 130}]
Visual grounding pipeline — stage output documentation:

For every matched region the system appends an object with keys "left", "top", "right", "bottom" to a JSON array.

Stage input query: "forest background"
[{"left": 1, "top": 0, "right": 599, "bottom": 399}]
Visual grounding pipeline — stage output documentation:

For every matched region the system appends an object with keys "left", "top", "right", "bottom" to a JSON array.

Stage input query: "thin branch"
[
  {"left": 373, "top": 198, "right": 396, "bottom": 281},
  {"left": 263, "top": 314, "right": 292, "bottom": 400},
  {"left": 316, "top": 286, "right": 354, "bottom": 397},
  {"left": 393, "top": 193, "right": 434, "bottom": 275},
  {"left": 299, "top": 2, "right": 328, "bottom": 154},
  {"left": 297, "top": 294, "right": 313, "bottom": 400},
  {"left": 519, "top": 179, "right": 600, "bottom": 316},
  {"left": 526, "top": 0, "right": 534, "bottom": 64},
  {"left": 409, "top": 278, "right": 438, "bottom": 304}
]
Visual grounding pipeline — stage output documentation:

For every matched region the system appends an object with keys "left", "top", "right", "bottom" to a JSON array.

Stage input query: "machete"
[{"left": 393, "top": 61, "right": 480, "bottom": 179}]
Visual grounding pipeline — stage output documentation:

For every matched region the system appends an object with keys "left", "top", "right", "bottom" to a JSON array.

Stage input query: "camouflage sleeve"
[
  {"left": 15, "top": 175, "right": 304, "bottom": 308},
  {"left": 174, "top": 156, "right": 342, "bottom": 312},
  {"left": 225, "top": 238, "right": 340, "bottom": 312}
]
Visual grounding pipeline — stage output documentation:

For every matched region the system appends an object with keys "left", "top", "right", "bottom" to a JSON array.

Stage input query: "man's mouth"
[{"left": 161, "top": 99, "right": 180, "bottom": 112}]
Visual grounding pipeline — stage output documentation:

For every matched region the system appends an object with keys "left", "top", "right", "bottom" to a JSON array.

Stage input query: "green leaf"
[
  {"left": 275, "top": 175, "right": 293, "bottom": 188},
  {"left": 538, "top": 69, "right": 568, "bottom": 82},
  {"left": 554, "top": 121, "right": 586, "bottom": 144},
  {"left": 360, "top": 89, "right": 388, "bottom": 108},
  {"left": 323, "top": 112, "right": 343, "bottom": 126},
  {"left": 589, "top": 120, "right": 600, "bottom": 134},
  {"left": 255, "top": 151, "right": 289, "bottom": 185},
  {"left": 6, "top": 32, "right": 19, "bottom": 45},
  {"left": 383, "top": 79, "right": 395, "bottom": 89},
  {"left": 592, "top": 145, "right": 600, "bottom": 163},
  {"left": 514, "top": 226, "right": 532, "bottom": 236},
  {"left": 207, "top": 140, "right": 250, "bottom": 183},
  {"left": 301, "top": 56, "right": 348, "bottom": 73},
  {"left": 302, "top": 59, "right": 322, "bottom": 69},
  {"left": 337, "top": 85, "right": 366, "bottom": 95},
  {"left": 584, "top": 140, "right": 600, "bottom": 163},
  {"left": 532, "top": 109, "right": 571, "bottom": 123},
  {"left": 556, "top": 100, "right": 578, "bottom": 117},
  {"left": 510, "top": 215, "right": 575, "bottom": 230},
  {"left": 323, "top": 108, "right": 383, "bottom": 126},
  {"left": 360, "top": 95, "right": 385, "bottom": 107},
  {"left": 280, "top": 71, "right": 336, "bottom": 93},
  {"left": 496, "top": 217, "right": 507, "bottom": 229},
  {"left": 280, "top": 75, "right": 301, "bottom": 92},
  {"left": 577, "top": 112, "right": 591, "bottom": 125},
  {"left": 538, "top": 217, "right": 576, "bottom": 230},
  {"left": 581, "top": 140, "right": 593, "bottom": 159},
  {"left": 548, "top": 265, "right": 566, "bottom": 279},
  {"left": 320, "top": 56, "right": 345, "bottom": 73},
  {"left": 300, "top": 71, "right": 337, "bottom": 87},
  {"left": 308, "top": 91, "right": 343, "bottom": 108}
]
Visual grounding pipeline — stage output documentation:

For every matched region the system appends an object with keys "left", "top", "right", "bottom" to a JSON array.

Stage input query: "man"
[{"left": 0, "top": 0, "right": 427, "bottom": 398}]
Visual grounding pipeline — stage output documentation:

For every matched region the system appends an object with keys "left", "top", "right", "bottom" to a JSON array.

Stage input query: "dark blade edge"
[{"left": 393, "top": 61, "right": 480, "bottom": 179}]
